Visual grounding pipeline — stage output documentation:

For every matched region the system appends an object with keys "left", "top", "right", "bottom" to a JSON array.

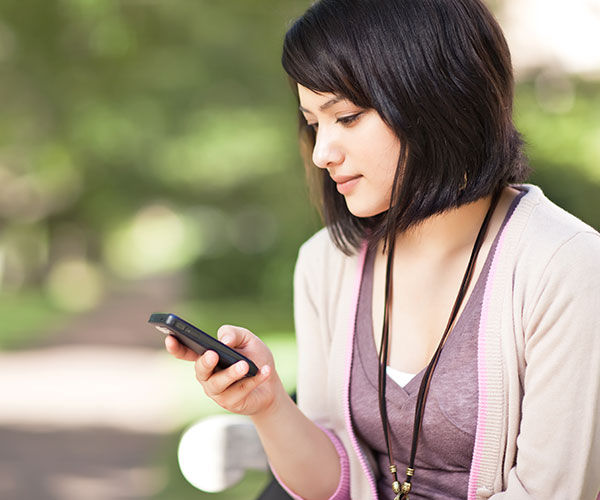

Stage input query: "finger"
[
  {"left": 165, "top": 335, "right": 199, "bottom": 362},
  {"left": 194, "top": 350, "right": 221, "bottom": 383},
  {"left": 197, "top": 358, "right": 251, "bottom": 395}
]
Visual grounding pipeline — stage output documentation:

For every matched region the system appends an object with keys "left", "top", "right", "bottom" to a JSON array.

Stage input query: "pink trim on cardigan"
[
  {"left": 468, "top": 224, "right": 510, "bottom": 499},
  {"left": 319, "top": 427, "right": 352, "bottom": 500},
  {"left": 343, "top": 242, "right": 379, "bottom": 499}
]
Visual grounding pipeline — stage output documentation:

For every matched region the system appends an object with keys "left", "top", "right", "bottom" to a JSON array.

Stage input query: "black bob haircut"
[{"left": 282, "top": 0, "right": 529, "bottom": 254}]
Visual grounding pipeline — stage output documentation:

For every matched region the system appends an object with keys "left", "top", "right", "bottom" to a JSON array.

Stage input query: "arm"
[
  {"left": 166, "top": 325, "right": 343, "bottom": 500},
  {"left": 254, "top": 230, "right": 356, "bottom": 499},
  {"left": 491, "top": 232, "right": 600, "bottom": 499}
]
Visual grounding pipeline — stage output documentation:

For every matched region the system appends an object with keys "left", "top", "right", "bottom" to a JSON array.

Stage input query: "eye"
[
  {"left": 301, "top": 114, "right": 318, "bottom": 132},
  {"left": 336, "top": 112, "right": 363, "bottom": 126}
]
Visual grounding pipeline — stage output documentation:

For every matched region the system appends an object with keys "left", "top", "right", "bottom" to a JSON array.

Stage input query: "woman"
[{"left": 167, "top": 0, "right": 600, "bottom": 498}]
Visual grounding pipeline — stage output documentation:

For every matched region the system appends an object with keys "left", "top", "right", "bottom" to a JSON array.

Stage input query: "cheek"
[
  {"left": 365, "top": 148, "right": 400, "bottom": 212},
  {"left": 350, "top": 118, "right": 401, "bottom": 217},
  {"left": 372, "top": 149, "right": 399, "bottom": 192}
]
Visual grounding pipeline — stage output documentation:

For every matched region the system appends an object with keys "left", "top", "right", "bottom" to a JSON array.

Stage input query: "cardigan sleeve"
[
  {"left": 269, "top": 427, "right": 351, "bottom": 500},
  {"left": 491, "top": 231, "right": 600, "bottom": 499},
  {"left": 269, "top": 233, "right": 351, "bottom": 500}
]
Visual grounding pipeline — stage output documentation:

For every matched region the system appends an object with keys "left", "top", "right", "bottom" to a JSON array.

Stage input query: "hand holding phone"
[{"left": 149, "top": 313, "right": 258, "bottom": 377}]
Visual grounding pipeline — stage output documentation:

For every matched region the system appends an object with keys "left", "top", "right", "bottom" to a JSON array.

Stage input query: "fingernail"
[
  {"left": 236, "top": 361, "right": 247, "bottom": 374},
  {"left": 221, "top": 335, "right": 232, "bottom": 345}
]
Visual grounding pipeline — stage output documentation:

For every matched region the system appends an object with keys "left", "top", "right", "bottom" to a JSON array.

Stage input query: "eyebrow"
[{"left": 298, "top": 96, "right": 344, "bottom": 114}]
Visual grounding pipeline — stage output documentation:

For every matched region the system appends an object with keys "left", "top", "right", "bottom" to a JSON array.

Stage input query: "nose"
[{"left": 312, "top": 128, "right": 344, "bottom": 169}]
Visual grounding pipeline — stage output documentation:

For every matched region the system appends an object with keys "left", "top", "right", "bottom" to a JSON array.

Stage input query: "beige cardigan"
[{"left": 290, "top": 185, "right": 600, "bottom": 499}]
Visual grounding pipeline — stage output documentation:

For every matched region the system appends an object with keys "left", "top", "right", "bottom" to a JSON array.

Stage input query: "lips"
[
  {"left": 331, "top": 174, "right": 362, "bottom": 195},
  {"left": 331, "top": 174, "right": 361, "bottom": 184}
]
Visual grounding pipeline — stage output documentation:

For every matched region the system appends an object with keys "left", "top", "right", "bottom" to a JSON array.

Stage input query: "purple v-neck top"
[{"left": 350, "top": 193, "right": 523, "bottom": 499}]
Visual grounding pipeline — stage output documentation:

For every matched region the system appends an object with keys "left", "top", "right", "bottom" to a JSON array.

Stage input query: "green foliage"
[
  {"left": 0, "top": 0, "right": 598, "bottom": 346},
  {"left": 515, "top": 80, "right": 600, "bottom": 229},
  {"left": 0, "top": 291, "right": 67, "bottom": 348},
  {"left": 0, "top": 0, "right": 317, "bottom": 330}
]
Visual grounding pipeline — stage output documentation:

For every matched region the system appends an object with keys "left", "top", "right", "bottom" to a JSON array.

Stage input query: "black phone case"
[{"left": 149, "top": 313, "right": 258, "bottom": 377}]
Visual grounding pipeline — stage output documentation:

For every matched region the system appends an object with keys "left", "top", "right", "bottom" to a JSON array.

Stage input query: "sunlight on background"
[
  {"left": 0, "top": 0, "right": 598, "bottom": 499},
  {"left": 501, "top": 0, "right": 600, "bottom": 76},
  {"left": 46, "top": 257, "right": 105, "bottom": 311},
  {"left": 104, "top": 204, "right": 200, "bottom": 279}
]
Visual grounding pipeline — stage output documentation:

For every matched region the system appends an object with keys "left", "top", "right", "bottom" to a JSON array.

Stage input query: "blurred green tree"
[
  {"left": 0, "top": 0, "right": 318, "bottom": 338},
  {"left": 0, "top": 0, "right": 598, "bottom": 345}
]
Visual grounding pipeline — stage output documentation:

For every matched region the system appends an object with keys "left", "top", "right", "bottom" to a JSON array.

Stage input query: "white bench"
[{"left": 177, "top": 415, "right": 270, "bottom": 493}]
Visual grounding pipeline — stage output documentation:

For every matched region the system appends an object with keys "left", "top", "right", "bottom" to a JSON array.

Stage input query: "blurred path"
[{"left": 0, "top": 274, "right": 209, "bottom": 500}]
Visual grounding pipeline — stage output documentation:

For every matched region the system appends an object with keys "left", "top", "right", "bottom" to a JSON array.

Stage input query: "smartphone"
[{"left": 149, "top": 313, "right": 258, "bottom": 377}]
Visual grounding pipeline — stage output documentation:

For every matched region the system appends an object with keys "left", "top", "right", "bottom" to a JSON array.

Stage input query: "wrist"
[{"left": 252, "top": 380, "right": 293, "bottom": 423}]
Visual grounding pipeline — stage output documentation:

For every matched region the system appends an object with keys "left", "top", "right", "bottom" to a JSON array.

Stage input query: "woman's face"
[{"left": 298, "top": 84, "right": 401, "bottom": 218}]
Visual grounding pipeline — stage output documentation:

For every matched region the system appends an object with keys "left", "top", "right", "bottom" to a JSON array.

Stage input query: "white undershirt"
[{"left": 386, "top": 365, "right": 417, "bottom": 387}]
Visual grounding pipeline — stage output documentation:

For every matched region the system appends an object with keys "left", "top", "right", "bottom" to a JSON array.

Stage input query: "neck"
[{"left": 391, "top": 195, "right": 494, "bottom": 261}]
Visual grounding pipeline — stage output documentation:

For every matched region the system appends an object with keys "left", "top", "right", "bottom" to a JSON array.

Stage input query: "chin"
[{"left": 345, "top": 200, "right": 387, "bottom": 219}]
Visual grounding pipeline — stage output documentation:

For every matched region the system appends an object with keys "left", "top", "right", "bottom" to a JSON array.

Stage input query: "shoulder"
[
  {"left": 296, "top": 227, "right": 364, "bottom": 280},
  {"left": 294, "top": 227, "right": 367, "bottom": 322},
  {"left": 504, "top": 185, "right": 600, "bottom": 320},
  {"left": 508, "top": 184, "right": 600, "bottom": 271},
  {"left": 297, "top": 227, "right": 337, "bottom": 261}
]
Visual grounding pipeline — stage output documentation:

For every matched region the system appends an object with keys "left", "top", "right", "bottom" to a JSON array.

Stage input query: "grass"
[{"left": 0, "top": 291, "right": 69, "bottom": 350}]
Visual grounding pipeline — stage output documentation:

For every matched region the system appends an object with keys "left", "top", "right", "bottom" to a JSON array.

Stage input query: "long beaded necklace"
[{"left": 378, "top": 190, "right": 501, "bottom": 499}]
